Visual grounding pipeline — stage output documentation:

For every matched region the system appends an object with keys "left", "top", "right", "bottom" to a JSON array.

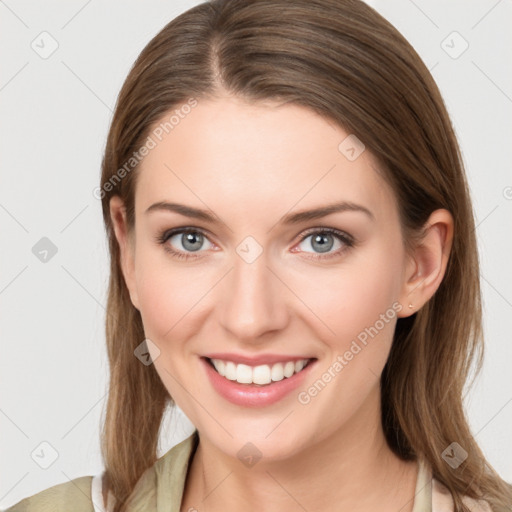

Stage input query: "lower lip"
[{"left": 201, "top": 357, "right": 317, "bottom": 408}]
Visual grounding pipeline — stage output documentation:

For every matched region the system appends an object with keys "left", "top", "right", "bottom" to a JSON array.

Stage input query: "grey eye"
[
  {"left": 169, "top": 231, "right": 213, "bottom": 253},
  {"left": 298, "top": 232, "right": 340, "bottom": 254}
]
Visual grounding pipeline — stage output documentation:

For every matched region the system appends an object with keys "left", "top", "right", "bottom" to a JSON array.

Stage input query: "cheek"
[
  {"left": 334, "top": 244, "right": 405, "bottom": 381},
  {"left": 133, "top": 259, "right": 206, "bottom": 401},
  {"left": 295, "top": 248, "right": 404, "bottom": 422},
  {"left": 133, "top": 244, "right": 194, "bottom": 340},
  {"left": 133, "top": 246, "right": 219, "bottom": 358},
  {"left": 136, "top": 268, "right": 199, "bottom": 341},
  {"left": 294, "top": 244, "right": 403, "bottom": 347}
]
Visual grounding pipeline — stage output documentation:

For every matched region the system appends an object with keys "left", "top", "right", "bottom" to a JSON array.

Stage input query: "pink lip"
[
  {"left": 201, "top": 357, "right": 317, "bottom": 408},
  {"left": 202, "top": 352, "right": 315, "bottom": 366}
]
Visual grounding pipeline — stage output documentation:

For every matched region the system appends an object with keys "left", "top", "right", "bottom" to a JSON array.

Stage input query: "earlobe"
[
  {"left": 109, "top": 196, "right": 140, "bottom": 310},
  {"left": 398, "top": 209, "right": 454, "bottom": 317}
]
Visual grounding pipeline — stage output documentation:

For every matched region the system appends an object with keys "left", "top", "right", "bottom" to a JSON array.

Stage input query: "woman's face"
[{"left": 113, "top": 94, "right": 417, "bottom": 462}]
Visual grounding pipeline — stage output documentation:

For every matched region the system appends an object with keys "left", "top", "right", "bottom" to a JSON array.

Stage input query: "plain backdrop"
[{"left": 1, "top": 0, "right": 511, "bottom": 508}]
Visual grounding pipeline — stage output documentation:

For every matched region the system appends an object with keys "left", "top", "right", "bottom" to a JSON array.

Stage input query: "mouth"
[
  {"left": 203, "top": 356, "right": 317, "bottom": 386},
  {"left": 201, "top": 355, "right": 318, "bottom": 407},
  {"left": 205, "top": 357, "right": 316, "bottom": 387}
]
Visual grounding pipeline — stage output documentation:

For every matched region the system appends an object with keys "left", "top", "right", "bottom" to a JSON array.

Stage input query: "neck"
[{"left": 181, "top": 385, "right": 418, "bottom": 512}]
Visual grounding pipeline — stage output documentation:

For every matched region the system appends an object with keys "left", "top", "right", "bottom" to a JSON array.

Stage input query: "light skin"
[{"left": 109, "top": 93, "right": 453, "bottom": 512}]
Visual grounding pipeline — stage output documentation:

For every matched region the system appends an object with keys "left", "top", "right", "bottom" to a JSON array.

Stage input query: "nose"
[{"left": 218, "top": 248, "right": 290, "bottom": 343}]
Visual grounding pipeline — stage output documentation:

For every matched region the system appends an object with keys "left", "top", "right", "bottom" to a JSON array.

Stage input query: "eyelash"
[{"left": 154, "top": 227, "right": 355, "bottom": 262}]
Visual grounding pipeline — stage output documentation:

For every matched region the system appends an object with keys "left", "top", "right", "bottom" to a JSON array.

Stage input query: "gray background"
[{"left": 1, "top": 0, "right": 511, "bottom": 508}]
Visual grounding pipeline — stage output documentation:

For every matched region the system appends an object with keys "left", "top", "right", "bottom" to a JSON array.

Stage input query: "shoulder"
[
  {"left": 432, "top": 477, "right": 493, "bottom": 512},
  {"left": 3, "top": 476, "right": 95, "bottom": 512}
]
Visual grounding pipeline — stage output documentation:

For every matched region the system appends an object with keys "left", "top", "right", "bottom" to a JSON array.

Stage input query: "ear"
[
  {"left": 397, "top": 209, "right": 454, "bottom": 318},
  {"left": 109, "top": 195, "right": 140, "bottom": 310}
]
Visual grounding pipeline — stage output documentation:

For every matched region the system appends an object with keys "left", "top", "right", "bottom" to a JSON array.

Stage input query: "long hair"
[{"left": 98, "top": 1, "right": 512, "bottom": 510}]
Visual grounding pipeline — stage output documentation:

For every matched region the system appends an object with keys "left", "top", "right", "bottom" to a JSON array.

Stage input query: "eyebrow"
[{"left": 145, "top": 200, "right": 375, "bottom": 224}]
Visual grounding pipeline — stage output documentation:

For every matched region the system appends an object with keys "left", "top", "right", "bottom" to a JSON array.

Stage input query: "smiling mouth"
[{"left": 205, "top": 357, "right": 316, "bottom": 386}]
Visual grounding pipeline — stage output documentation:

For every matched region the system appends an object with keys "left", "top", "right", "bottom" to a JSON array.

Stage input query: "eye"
[
  {"left": 294, "top": 228, "right": 355, "bottom": 260},
  {"left": 155, "top": 226, "right": 355, "bottom": 262},
  {"left": 155, "top": 228, "right": 214, "bottom": 260}
]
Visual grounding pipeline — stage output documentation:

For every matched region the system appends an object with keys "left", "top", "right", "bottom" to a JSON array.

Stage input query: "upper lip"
[{"left": 202, "top": 353, "right": 316, "bottom": 366}]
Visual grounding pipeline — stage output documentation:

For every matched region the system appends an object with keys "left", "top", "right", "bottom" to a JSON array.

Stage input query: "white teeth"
[
  {"left": 225, "top": 361, "right": 237, "bottom": 380},
  {"left": 236, "top": 364, "right": 253, "bottom": 384},
  {"left": 215, "top": 359, "right": 226, "bottom": 377},
  {"left": 253, "top": 364, "right": 271, "bottom": 385},
  {"left": 210, "top": 358, "right": 311, "bottom": 385},
  {"left": 284, "top": 361, "right": 295, "bottom": 378},
  {"left": 270, "top": 363, "right": 284, "bottom": 382}
]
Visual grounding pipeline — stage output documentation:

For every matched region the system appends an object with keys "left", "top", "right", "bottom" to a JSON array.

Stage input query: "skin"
[{"left": 110, "top": 92, "right": 453, "bottom": 512}]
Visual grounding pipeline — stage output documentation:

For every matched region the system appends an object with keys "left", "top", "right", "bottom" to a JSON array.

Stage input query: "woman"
[{"left": 7, "top": 0, "right": 511, "bottom": 511}]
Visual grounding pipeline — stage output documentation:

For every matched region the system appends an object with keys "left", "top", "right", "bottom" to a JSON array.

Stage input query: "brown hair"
[{"left": 98, "top": 0, "right": 512, "bottom": 510}]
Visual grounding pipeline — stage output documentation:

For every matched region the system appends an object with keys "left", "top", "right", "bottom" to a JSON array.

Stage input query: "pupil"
[
  {"left": 313, "top": 233, "right": 333, "bottom": 253},
  {"left": 183, "top": 232, "right": 202, "bottom": 252}
]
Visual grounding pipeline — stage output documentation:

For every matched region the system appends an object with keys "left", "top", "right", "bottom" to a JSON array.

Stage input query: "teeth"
[
  {"left": 210, "top": 358, "right": 311, "bottom": 385},
  {"left": 284, "top": 361, "right": 295, "bottom": 377}
]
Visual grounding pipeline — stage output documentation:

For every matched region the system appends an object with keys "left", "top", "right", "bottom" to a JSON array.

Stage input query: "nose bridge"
[{"left": 218, "top": 241, "right": 288, "bottom": 341}]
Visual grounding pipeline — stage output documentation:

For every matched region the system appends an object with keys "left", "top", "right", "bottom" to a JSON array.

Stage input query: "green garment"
[{"left": 3, "top": 429, "right": 489, "bottom": 512}]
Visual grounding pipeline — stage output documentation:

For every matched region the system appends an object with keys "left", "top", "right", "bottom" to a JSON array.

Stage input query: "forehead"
[{"left": 135, "top": 96, "right": 398, "bottom": 226}]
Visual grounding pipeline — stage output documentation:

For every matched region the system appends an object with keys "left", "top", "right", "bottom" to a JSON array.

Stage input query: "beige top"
[{"left": 5, "top": 431, "right": 492, "bottom": 512}]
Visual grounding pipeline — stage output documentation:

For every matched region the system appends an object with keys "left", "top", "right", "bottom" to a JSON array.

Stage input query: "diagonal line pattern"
[
  {"left": 473, "top": 204, "right": 499, "bottom": 231},
  {"left": 474, "top": 397, "right": 512, "bottom": 438},
  {"left": 395, "top": 477, "right": 432, "bottom": 512},
  {"left": 481, "top": 274, "right": 512, "bottom": 308},
  {"left": 61, "top": 61, "right": 113, "bottom": 112},
  {"left": 60, "top": 391, "right": 108, "bottom": 439},
  {"left": 471, "top": 0, "right": 503, "bottom": 30},
  {"left": 61, "top": 265, "right": 105, "bottom": 310},
  {"left": 0, "top": 0, "right": 29, "bottom": 28},
  {"left": 61, "top": 470, "right": 104, "bottom": 511},
  {"left": 163, "top": 267, "right": 234, "bottom": 338},
  {"left": 265, "top": 265, "right": 337, "bottom": 336},
  {"left": 164, "top": 163, "right": 233, "bottom": 233},
  {"left": 408, "top": 0, "right": 439, "bottom": 29},
  {"left": 0, "top": 203, "right": 29, "bottom": 233},
  {"left": 162, "top": 367, "right": 233, "bottom": 438},
  {"left": 61, "top": 0, "right": 93, "bottom": 29},
  {"left": 265, "top": 409, "right": 294, "bottom": 438},
  {"left": 202, "top": 470, "right": 233, "bottom": 501},
  {"left": 265, "top": 470, "right": 309, "bottom": 511},
  {"left": 0, "top": 472, "right": 30, "bottom": 504},
  {"left": 0, "top": 266, "right": 28, "bottom": 296},
  {"left": 0, "top": 408, "right": 30, "bottom": 438},
  {"left": 266, "top": 164, "right": 337, "bottom": 234},
  {"left": 60, "top": 205, "right": 89, "bottom": 233},
  {"left": 471, "top": 62, "right": 512, "bottom": 104},
  {"left": 0, "top": 62, "right": 29, "bottom": 92}
]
